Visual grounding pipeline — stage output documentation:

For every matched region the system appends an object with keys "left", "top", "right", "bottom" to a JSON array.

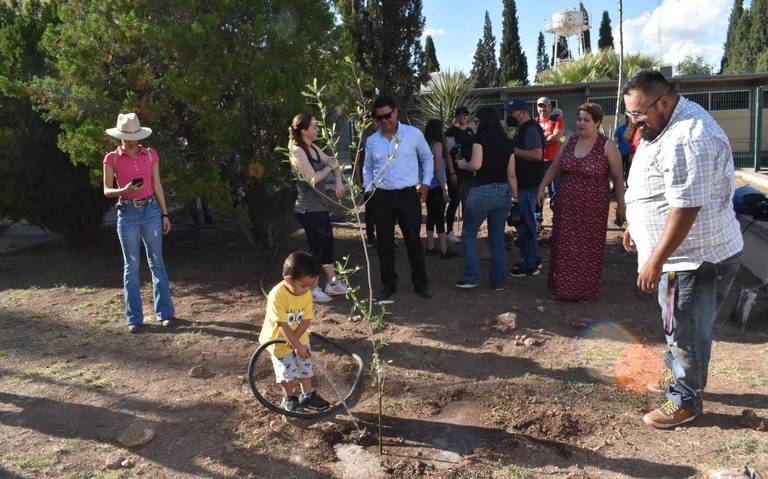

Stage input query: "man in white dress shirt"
[{"left": 623, "top": 70, "right": 743, "bottom": 429}]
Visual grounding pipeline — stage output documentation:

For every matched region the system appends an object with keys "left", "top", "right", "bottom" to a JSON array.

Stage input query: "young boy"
[{"left": 258, "top": 251, "right": 331, "bottom": 412}]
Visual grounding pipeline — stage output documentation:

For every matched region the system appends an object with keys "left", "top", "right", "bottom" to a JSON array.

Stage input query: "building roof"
[{"left": 424, "top": 73, "right": 768, "bottom": 97}]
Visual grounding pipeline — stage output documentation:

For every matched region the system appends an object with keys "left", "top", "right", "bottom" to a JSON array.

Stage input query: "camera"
[
  {"left": 131, "top": 177, "right": 144, "bottom": 186},
  {"left": 507, "top": 200, "right": 521, "bottom": 227},
  {"left": 449, "top": 146, "right": 461, "bottom": 161}
]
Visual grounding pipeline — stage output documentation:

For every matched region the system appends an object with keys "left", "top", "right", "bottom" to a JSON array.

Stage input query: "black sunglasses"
[{"left": 374, "top": 111, "right": 394, "bottom": 121}]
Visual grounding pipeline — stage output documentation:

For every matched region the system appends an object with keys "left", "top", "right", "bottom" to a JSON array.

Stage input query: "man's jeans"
[
  {"left": 535, "top": 161, "right": 559, "bottom": 221},
  {"left": 117, "top": 201, "right": 175, "bottom": 325},
  {"left": 657, "top": 252, "right": 742, "bottom": 414},
  {"left": 461, "top": 183, "right": 511, "bottom": 289},
  {"left": 517, "top": 189, "right": 541, "bottom": 270}
]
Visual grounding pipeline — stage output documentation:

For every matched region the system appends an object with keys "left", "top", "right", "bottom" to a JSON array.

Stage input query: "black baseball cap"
[
  {"left": 454, "top": 105, "right": 469, "bottom": 115},
  {"left": 504, "top": 98, "right": 529, "bottom": 113}
]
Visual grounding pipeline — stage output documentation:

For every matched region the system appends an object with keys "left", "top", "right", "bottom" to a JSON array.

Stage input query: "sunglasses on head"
[{"left": 375, "top": 111, "right": 393, "bottom": 121}]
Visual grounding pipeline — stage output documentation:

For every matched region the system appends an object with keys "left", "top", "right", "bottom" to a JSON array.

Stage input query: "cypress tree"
[
  {"left": 720, "top": 0, "right": 743, "bottom": 73},
  {"left": 597, "top": 10, "right": 614, "bottom": 50},
  {"left": 424, "top": 35, "right": 440, "bottom": 73},
  {"left": 337, "top": 0, "right": 429, "bottom": 105},
  {"left": 748, "top": 0, "right": 768, "bottom": 71},
  {"left": 470, "top": 11, "right": 498, "bottom": 88},
  {"left": 727, "top": 7, "right": 752, "bottom": 72},
  {"left": 579, "top": 1, "right": 591, "bottom": 54},
  {"left": 498, "top": 0, "right": 528, "bottom": 85},
  {"left": 535, "top": 32, "right": 550, "bottom": 81}
]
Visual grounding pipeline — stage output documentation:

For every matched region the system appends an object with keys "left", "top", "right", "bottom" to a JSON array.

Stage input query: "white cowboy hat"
[{"left": 106, "top": 113, "right": 152, "bottom": 140}]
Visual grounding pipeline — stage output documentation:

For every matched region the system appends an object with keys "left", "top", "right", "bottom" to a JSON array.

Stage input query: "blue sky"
[{"left": 421, "top": 0, "right": 741, "bottom": 82}]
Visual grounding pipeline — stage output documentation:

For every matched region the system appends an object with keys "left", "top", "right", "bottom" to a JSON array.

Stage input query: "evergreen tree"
[
  {"left": 677, "top": 55, "right": 713, "bottom": 75},
  {"left": 424, "top": 35, "right": 440, "bottom": 73},
  {"left": 34, "top": 0, "right": 343, "bottom": 246},
  {"left": 470, "top": 11, "right": 498, "bottom": 88},
  {"left": 535, "top": 32, "right": 550, "bottom": 81},
  {"left": 0, "top": 0, "right": 109, "bottom": 246},
  {"left": 726, "top": 7, "right": 752, "bottom": 73},
  {"left": 580, "top": 2, "right": 592, "bottom": 54},
  {"left": 720, "top": 0, "right": 743, "bottom": 73},
  {"left": 337, "top": 0, "right": 428, "bottom": 105},
  {"left": 748, "top": 0, "right": 768, "bottom": 71},
  {"left": 552, "top": 35, "right": 571, "bottom": 66},
  {"left": 498, "top": 0, "right": 528, "bottom": 85},
  {"left": 597, "top": 10, "right": 614, "bottom": 50}
]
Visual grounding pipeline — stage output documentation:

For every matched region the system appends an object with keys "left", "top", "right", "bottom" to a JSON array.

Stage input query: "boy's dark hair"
[
  {"left": 282, "top": 251, "right": 320, "bottom": 278},
  {"left": 373, "top": 94, "right": 397, "bottom": 111},
  {"left": 622, "top": 69, "right": 676, "bottom": 97}
]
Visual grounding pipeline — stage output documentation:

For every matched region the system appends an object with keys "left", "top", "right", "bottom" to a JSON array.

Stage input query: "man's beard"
[{"left": 639, "top": 124, "right": 662, "bottom": 141}]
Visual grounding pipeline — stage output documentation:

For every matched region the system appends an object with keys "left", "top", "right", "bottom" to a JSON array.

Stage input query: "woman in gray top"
[{"left": 288, "top": 113, "right": 347, "bottom": 302}]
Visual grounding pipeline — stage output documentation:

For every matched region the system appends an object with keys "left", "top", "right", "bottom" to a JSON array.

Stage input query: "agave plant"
[
  {"left": 413, "top": 70, "right": 478, "bottom": 128},
  {"left": 538, "top": 50, "right": 660, "bottom": 84}
]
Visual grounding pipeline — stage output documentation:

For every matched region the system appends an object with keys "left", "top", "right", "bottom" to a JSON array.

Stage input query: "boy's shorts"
[{"left": 270, "top": 344, "right": 313, "bottom": 383}]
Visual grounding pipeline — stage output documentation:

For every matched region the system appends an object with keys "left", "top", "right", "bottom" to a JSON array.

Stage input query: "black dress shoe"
[
  {"left": 377, "top": 286, "right": 396, "bottom": 304},
  {"left": 415, "top": 286, "right": 432, "bottom": 299}
]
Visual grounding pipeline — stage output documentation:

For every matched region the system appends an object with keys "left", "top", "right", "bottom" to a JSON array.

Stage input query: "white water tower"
[{"left": 544, "top": 8, "right": 589, "bottom": 65}]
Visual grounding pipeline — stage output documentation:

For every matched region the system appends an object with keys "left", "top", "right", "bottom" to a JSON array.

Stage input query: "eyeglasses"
[
  {"left": 626, "top": 96, "right": 663, "bottom": 121},
  {"left": 374, "top": 111, "right": 394, "bottom": 121}
]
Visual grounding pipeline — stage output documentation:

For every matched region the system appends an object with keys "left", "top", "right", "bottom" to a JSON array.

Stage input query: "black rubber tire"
[{"left": 247, "top": 332, "right": 364, "bottom": 419}]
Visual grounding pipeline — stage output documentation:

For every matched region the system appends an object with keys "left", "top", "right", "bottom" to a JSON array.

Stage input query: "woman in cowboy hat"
[{"left": 103, "top": 112, "right": 175, "bottom": 333}]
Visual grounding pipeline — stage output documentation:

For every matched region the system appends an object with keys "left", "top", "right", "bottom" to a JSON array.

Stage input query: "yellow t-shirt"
[{"left": 258, "top": 281, "right": 313, "bottom": 357}]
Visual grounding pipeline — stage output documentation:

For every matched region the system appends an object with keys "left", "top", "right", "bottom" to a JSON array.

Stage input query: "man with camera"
[{"left": 505, "top": 99, "right": 545, "bottom": 277}]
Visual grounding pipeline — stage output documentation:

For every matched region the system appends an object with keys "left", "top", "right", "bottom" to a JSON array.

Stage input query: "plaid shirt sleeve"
[{"left": 662, "top": 139, "right": 715, "bottom": 208}]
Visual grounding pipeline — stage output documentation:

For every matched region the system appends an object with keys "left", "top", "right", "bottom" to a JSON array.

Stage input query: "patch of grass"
[
  {"left": 0, "top": 291, "right": 24, "bottom": 306},
  {"left": 172, "top": 323, "right": 210, "bottom": 348},
  {"left": 712, "top": 362, "right": 765, "bottom": 389},
  {"left": 718, "top": 436, "right": 760, "bottom": 456},
  {"left": 13, "top": 362, "right": 112, "bottom": 391},
  {"left": 496, "top": 465, "right": 537, "bottom": 479},
  {"left": 76, "top": 300, "right": 96, "bottom": 310},
  {"left": 54, "top": 440, "right": 75, "bottom": 455},
  {"left": 74, "top": 286, "right": 98, "bottom": 295},
  {"left": 10, "top": 456, "right": 56, "bottom": 476},
  {"left": 51, "top": 283, "right": 70, "bottom": 291}
]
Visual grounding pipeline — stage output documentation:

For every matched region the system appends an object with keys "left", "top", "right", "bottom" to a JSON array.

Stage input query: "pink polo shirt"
[{"left": 103, "top": 146, "right": 159, "bottom": 200}]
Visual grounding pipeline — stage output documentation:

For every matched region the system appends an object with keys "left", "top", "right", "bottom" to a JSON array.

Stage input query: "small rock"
[
  {"left": 105, "top": 455, "right": 124, "bottom": 470},
  {"left": 524, "top": 337, "right": 537, "bottom": 347},
  {"left": 236, "top": 375, "right": 246, "bottom": 383},
  {"left": 498, "top": 325, "right": 512, "bottom": 334},
  {"left": 120, "top": 459, "right": 134, "bottom": 469},
  {"left": 117, "top": 423, "right": 156, "bottom": 447},
  {"left": 483, "top": 318, "right": 495, "bottom": 327},
  {"left": 496, "top": 312, "right": 518, "bottom": 329},
  {"left": 740, "top": 409, "right": 768, "bottom": 431},
  {"left": 536, "top": 305, "right": 545, "bottom": 312},
  {"left": 189, "top": 365, "right": 209, "bottom": 378}
]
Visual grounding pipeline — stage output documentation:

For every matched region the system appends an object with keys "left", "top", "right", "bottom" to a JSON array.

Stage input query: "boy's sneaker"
[
  {"left": 642, "top": 400, "right": 697, "bottom": 429},
  {"left": 312, "top": 286, "right": 333, "bottom": 303},
  {"left": 447, "top": 232, "right": 461, "bottom": 244},
  {"left": 512, "top": 261, "right": 542, "bottom": 271},
  {"left": 509, "top": 264, "right": 540, "bottom": 277},
  {"left": 324, "top": 281, "right": 349, "bottom": 296},
  {"left": 454, "top": 280, "right": 478, "bottom": 289},
  {"left": 647, "top": 368, "right": 675, "bottom": 395},
  {"left": 440, "top": 249, "right": 459, "bottom": 259},
  {"left": 300, "top": 391, "right": 330, "bottom": 410},
  {"left": 281, "top": 395, "right": 304, "bottom": 412}
]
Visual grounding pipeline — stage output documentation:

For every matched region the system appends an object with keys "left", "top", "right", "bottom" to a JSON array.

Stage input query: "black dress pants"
[{"left": 371, "top": 187, "right": 428, "bottom": 291}]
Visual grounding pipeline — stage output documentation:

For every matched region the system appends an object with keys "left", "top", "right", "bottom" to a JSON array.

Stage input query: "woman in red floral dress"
[{"left": 537, "top": 103, "right": 626, "bottom": 302}]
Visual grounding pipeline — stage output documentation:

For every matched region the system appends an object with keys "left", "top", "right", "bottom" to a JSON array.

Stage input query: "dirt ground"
[{"left": 1, "top": 201, "right": 768, "bottom": 479}]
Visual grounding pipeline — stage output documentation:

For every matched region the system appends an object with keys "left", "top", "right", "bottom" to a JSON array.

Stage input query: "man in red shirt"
[{"left": 536, "top": 97, "right": 564, "bottom": 222}]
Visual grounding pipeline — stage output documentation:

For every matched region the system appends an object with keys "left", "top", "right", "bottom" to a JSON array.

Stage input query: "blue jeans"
[
  {"left": 657, "top": 252, "right": 742, "bottom": 414},
  {"left": 535, "top": 162, "right": 559, "bottom": 221},
  {"left": 517, "top": 189, "right": 540, "bottom": 269},
  {"left": 460, "top": 183, "right": 511, "bottom": 288},
  {"left": 117, "top": 201, "right": 175, "bottom": 325}
]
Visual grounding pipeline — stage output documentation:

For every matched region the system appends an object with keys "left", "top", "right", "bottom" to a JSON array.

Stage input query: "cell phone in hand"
[{"left": 131, "top": 177, "right": 144, "bottom": 186}]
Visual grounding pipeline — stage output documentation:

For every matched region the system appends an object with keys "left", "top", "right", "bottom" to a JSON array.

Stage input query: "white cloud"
[
  {"left": 619, "top": 0, "right": 731, "bottom": 71},
  {"left": 422, "top": 27, "right": 446, "bottom": 39}
]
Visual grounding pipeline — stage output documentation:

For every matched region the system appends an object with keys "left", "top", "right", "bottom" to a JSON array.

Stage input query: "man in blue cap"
[{"left": 505, "top": 99, "right": 545, "bottom": 277}]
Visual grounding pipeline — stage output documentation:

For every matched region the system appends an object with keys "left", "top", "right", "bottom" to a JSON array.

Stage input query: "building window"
[
  {"left": 587, "top": 97, "right": 618, "bottom": 115},
  {"left": 685, "top": 93, "right": 710, "bottom": 110}
]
